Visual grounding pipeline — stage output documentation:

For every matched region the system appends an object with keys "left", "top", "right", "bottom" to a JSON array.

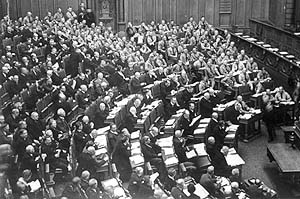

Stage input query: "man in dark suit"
[
  {"left": 130, "top": 72, "right": 143, "bottom": 94},
  {"left": 124, "top": 106, "right": 138, "bottom": 133},
  {"left": 20, "top": 145, "right": 38, "bottom": 175},
  {"left": 164, "top": 96, "right": 180, "bottom": 121},
  {"left": 179, "top": 110, "right": 199, "bottom": 137},
  {"left": 199, "top": 92, "right": 214, "bottom": 118},
  {"left": 173, "top": 130, "right": 188, "bottom": 163},
  {"left": 205, "top": 112, "right": 226, "bottom": 150},
  {"left": 0, "top": 65, "right": 9, "bottom": 84},
  {"left": 141, "top": 135, "right": 167, "bottom": 181},
  {"left": 75, "top": 84, "right": 90, "bottom": 109},
  {"left": 26, "top": 112, "right": 44, "bottom": 141},
  {"left": 5, "top": 108, "right": 21, "bottom": 134},
  {"left": 205, "top": 137, "right": 230, "bottom": 177},
  {"left": 178, "top": 86, "right": 194, "bottom": 109},
  {"left": 6, "top": 75, "right": 23, "bottom": 98},
  {"left": 199, "top": 166, "right": 218, "bottom": 196},
  {"left": 76, "top": 146, "right": 104, "bottom": 177}
]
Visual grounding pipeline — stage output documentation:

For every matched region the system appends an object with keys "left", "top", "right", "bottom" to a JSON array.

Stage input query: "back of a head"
[
  {"left": 81, "top": 170, "right": 90, "bottom": 180},
  {"left": 72, "top": 176, "right": 81, "bottom": 185},
  {"left": 187, "top": 183, "right": 196, "bottom": 194}
]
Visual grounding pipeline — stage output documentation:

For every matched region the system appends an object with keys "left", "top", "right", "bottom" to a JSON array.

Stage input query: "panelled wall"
[
  {"left": 1, "top": 0, "right": 270, "bottom": 32},
  {"left": 0, "top": 0, "right": 95, "bottom": 20},
  {"left": 123, "top": 0, "right": 269, "bottom": 31}
]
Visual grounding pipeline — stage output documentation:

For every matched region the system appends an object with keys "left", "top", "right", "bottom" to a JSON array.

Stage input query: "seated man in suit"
[
  {"left": 124, "top": 106, "right": 138, "bottom": 133},
  {"left": 130, "top": 72, "right": 145, "bottom": 94},
  {"left": 75, "top": 84, "right": 90, "bottom": 109},
  {"left": 199, "top": 166, "right": 218, "bottom": 196},
  {"left": 275, "top": 86, "right": 292, "bottom": 103},
  {"left": 164, "top": 96, "right": 180, "bottom": 121},
  {"left": 6, "top": 75, "right": 23, "bottom": 98},
  {"left": 141, "top": 135, "right": 167, "bottom": 182},
  {"left": 199, "top": 92, "right": 213, "bottom": 118}
]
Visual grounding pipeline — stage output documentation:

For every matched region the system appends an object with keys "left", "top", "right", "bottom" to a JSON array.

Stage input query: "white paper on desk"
[
  {"left": 95, "top": 135, "right": 108, "bottom": 148},
  {"left": 226, "top": 125, "right": 239, "bottom": 132},
  {"left": 97, "top": 126, "right": 110, "bottom": 135},
  {"left": 101, "top": 178, "right": 119, "bottom": 190},
  {"left": 163, "top": 147, "right": 174, "bottom": 156},
  {"left": 193, "top": 143, "right": 207, "bottom": 156},
  {"left": 194, "top": 128, "right": 206, "bottom": 135},
  {"left": 165, "top": 118, "right": 176, "bottom": 126},
  {"left": 194, "top": 184, "right": 210, "bottom": 199},
  {"left": 165, "top": 157, "right": 179, "bottom": 166},
  {"left": 130, "top": 155, "right": 144, "bottom": 166},
  {"left": 131, "top": 142, "right": 140, "bottom": 149},
  {"left": 131, "top": 147, "right": 141, "bottom": 155},
  {"left": 95, "top": 148, "right": 107, "bottom": 156},
  {"left": 199, "top": 118, "right": 211, "bottom": 124},
  {"left": 157, "top": 137, "right": 173, "bottom": 147},
  {"left": 190, "top": 115, "right": 202, "bottom": 127},
  {"left": 131, "top": 131, "right": 140, "bottom": 140},
  {"left": 198, "top": 123, "right": 208, "bottom": 128},
  {"left": 186, "top": 149, "right": 197, "bottom": 159},
  {"left": 226, "top": 154, "right": 245, "bottom": 167},
  {"left": 28, "top": 180, "right": 41, "bottom": 192}
]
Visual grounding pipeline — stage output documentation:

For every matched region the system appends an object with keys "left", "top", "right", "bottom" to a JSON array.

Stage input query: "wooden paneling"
[
  {"left": 190, "top": 0, "right": 199, "bottom": 21},
  {"left": 2, "top": 0, "right": 272, "bottom": 33}
]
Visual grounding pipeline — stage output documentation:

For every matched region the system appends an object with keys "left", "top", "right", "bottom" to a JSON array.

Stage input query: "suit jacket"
[
  {"left": 171, "top": 186, "right": 189, "bottom": 199},
  {"left": 26, "top": 117, "right": 44, "bottom": 140},
  {"left": 130, "top": 77, "right": 142, "bottom": 94},
  {"left": 75, "top": 90, "right": 90, "bottom": 109},
  {"left": 200, "top": 173, "right": 217, "bottom": 195},
  {"left": 0, "top": 130, "right": 11, "bottom": 145},
  {"left": 124, "top": 112, "right": 137, "bottom": 133},
  {"left": 76, "top": 152, "right": 98, "bottom": 175},
  {"left": 204, "top": 119, "right": 219, "bottom": 144},
  {"left": 165, "top": 102, "right": 180, "bottom": 121},
  {"left": 86, "top": 187, "right": 101, "bottom": 199},
  {"left": 173, "top": 137, "right": 187, "bottom": 163},
  {"left": 141, "top": 143, "right": 161, "bottom": 162},
  {"left": 199, "top": 97, "right": 213, "bottom": 118},
  {"left": 20, "top": 152, "right": 38, "bottom": 173},
  {"left": 6, "top": 80, "right": 22, "bottom": 98},
  {"left": 164, "top": 175, "right": 177, "bottom": 192}
]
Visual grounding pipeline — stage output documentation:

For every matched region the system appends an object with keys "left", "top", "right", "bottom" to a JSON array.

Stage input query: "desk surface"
[{"left": 267, "top": 143, "right": 300, "bottom": 173}]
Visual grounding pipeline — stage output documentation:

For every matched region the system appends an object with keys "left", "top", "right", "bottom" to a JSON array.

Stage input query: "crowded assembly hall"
[{"left": 1, "top": 0, "right": 300, "bottom": 199}]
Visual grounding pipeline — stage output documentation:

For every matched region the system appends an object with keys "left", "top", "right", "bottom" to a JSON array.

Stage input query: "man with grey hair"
[
  {"left": 26, "top": 111, "right": 44, "bottom": 141},
  {"left": 200, "top": 166, "right": 218, "bottom": 195}
]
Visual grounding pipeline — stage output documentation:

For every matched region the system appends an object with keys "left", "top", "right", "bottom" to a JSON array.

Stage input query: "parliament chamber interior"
[{"left": 1, "top": 0, "right": 300, "bottom": 198}]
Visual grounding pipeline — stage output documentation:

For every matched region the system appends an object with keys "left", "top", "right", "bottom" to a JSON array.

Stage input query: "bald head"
[
  {"left": 207, "top": 166, "right": 214, "bottom": 174},
  {"left": 212, "top": 112, "right": 218, "bottom": 120}
]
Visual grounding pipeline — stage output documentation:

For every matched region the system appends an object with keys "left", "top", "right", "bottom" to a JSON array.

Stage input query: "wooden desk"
[
  {"left": 267, "top": 143, "right": 300, "bottom": 174},
  {"left": 239, "top": 112, "right": 263, "bottom": 142}
]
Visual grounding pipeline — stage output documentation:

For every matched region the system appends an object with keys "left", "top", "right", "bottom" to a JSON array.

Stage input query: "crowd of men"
[{"left": 0, "top": 2, "right": 292, "bottom": 199}]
